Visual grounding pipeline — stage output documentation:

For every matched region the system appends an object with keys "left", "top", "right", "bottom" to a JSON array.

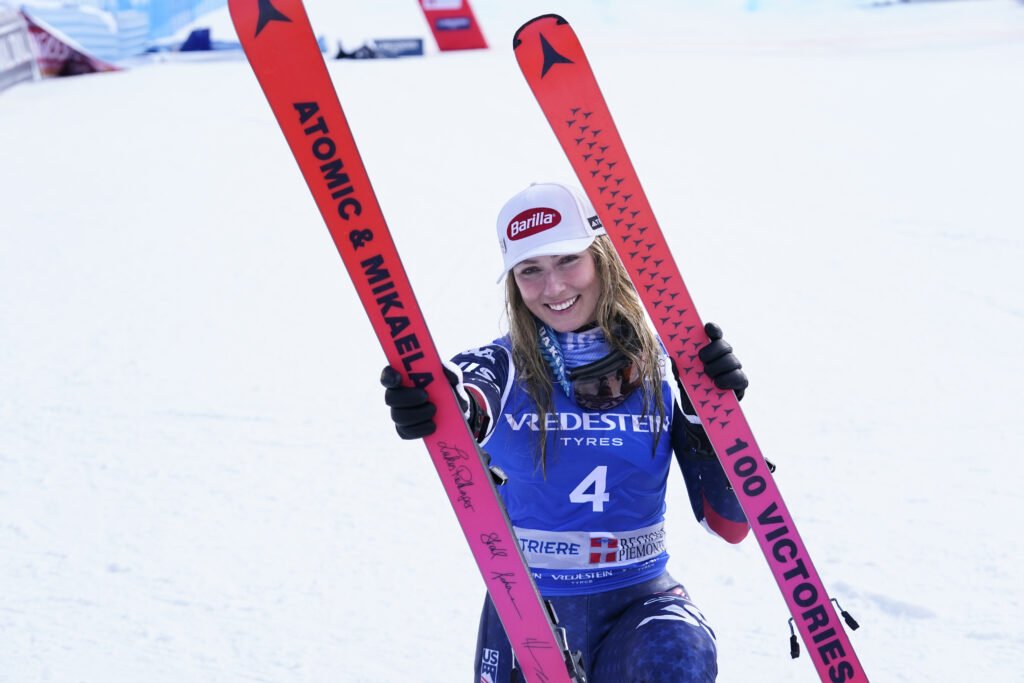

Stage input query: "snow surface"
[{"left": 2, "top": 1, "right": 1023, "bottom": 681}]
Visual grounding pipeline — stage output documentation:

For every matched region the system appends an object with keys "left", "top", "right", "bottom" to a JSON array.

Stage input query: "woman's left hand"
[{"left": 698, "top": 322, "right": 748, "bottom": 400}]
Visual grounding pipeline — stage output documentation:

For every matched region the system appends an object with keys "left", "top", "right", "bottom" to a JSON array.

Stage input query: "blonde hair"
[{"left": 504, "top": 235, "right": 667, "bottom": 473}]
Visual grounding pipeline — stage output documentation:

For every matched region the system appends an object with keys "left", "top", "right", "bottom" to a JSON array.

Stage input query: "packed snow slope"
[{"left": 2, "top": 1, "right": 1022, "bottom": 681}]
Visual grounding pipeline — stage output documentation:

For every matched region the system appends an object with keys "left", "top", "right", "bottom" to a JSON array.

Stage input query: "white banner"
[{"left": 513, "top": 522, "right": 667, "bottom": 569}]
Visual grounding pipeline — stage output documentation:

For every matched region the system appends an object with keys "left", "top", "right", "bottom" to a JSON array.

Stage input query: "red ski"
[
  {"left": 514, "top": 14, "right": 867, "bottom": 683},
  {"left": 228, "top": 2, "right": 581, "bottom": 681}
]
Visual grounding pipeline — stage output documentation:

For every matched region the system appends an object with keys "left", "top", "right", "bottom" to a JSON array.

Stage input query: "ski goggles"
[{"left": 567, "top": 348, "right": 643, "bottom": 411}]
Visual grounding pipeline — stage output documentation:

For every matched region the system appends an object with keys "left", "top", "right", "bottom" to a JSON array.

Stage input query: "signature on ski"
[
  {"left": 489, "top": 571, "right": 522, "bottom": 619},
  {"left": 520, "top": 637, "right": 555, "bottom": 682},
  {"left": 480, "top": 532, "right": 509, "bottom": 559},
  {"left": 437, "top": 441, "right": 475, "bottom": 510}
]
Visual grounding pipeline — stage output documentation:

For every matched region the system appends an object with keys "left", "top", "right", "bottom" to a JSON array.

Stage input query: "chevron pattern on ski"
[{"left": 556, "top": 101, "right": 742, "bottom": 427}]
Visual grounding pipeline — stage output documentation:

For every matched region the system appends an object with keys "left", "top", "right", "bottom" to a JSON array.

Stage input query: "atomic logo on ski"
[
  {"left": 255, "top": 0, "right": 291, "bottom": 37},
  {"left": 539, "top": 33, "right": 573, "bottom": 77}
]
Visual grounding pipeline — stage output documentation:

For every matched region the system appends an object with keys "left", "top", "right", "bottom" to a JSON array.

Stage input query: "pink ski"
[
  {"left": 514, "top": 14, "right": 867, "bottom": 683},
  {"left": 228, "top": 1, "right": 579, "bottom": 681}
]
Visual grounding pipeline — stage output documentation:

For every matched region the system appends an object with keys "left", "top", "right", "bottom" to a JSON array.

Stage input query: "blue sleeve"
[
  {"left": 450, "top": 342, "right": 512, "bottom": 440},
  {"left": 671, "top": 391, "right": 749, "bottom": 544}
]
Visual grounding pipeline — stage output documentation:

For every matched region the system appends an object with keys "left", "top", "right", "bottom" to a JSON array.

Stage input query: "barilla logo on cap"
[{"left": 507, "top": 208, "right": 561, "bottom": 241}]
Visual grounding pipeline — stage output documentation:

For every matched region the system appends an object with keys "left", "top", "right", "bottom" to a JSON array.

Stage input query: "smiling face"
[{"left": 511, "top": 249, "right": 601, "bottom": 332}]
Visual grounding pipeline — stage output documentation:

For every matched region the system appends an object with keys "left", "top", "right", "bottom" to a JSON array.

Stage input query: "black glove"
[
  {"left": 380, "top": 363, "right": 481, "bottom": 440},
  {"left": 381, "top": 366, "right": 436, "bottom": 439},
  {"left": 698, "top": 322, "right": 748, "bottom": 400}
]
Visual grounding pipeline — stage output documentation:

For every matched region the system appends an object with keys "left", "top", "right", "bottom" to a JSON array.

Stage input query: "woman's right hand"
[
  {"left": 380, "top": 363, "right": 485, "bottom": 440},
  {"left": 380, "top": 366, "right": 437, "bottom": 439}
]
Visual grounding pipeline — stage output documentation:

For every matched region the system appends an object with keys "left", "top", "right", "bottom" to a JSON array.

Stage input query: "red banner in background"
[{"left": 417, "top": 0, "right": 487, "bottom": 51}]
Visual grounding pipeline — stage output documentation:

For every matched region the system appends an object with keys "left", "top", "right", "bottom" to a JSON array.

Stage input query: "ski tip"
[{"left": 512, "top": 14, "right": 568, "bottom": 49}]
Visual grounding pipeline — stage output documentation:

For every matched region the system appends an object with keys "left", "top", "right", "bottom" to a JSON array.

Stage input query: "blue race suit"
[{"left": 454, "top": 328, "right": 748, "bottom": 682}]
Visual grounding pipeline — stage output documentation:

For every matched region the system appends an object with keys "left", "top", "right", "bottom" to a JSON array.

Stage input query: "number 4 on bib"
[{"left": 570, "top": 465, "right": 610, "bottom": 512}]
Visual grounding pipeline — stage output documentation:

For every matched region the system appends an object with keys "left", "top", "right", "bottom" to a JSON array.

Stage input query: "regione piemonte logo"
[
  {"left": 507, "top": 208, "right": 561, "bottom": 241},
  {"left": 590, "top": 537, "right": 618, "bottom": 564}
]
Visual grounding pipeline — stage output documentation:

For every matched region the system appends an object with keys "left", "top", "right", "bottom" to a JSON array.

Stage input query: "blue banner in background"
[
  {"left": 19, "top": 0, "right": 227, "bottom": 61},
  {"left": 140, "top": 0, "right": 225, "bottom": 41}
]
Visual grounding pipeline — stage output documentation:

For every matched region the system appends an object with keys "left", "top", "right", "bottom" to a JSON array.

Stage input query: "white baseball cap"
[{"left": 495, "top": 182, "right": 606, "bottom": 282}]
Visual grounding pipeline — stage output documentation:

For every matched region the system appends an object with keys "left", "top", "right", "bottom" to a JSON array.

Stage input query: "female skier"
[{"left": 380, "top": 182, "right": 750, "bottom": 682}]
